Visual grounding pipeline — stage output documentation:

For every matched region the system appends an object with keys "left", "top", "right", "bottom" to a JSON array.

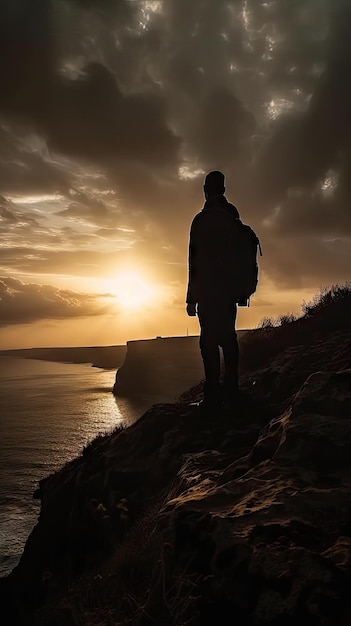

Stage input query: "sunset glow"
[
  {"left": 105, "top": 271, "right": 157, "bottom": 310},
  {"left": 0, "top": 1, "right": 349, "bottom": 349}
]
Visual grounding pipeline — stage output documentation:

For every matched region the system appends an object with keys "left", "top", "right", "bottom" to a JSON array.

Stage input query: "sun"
[{"left": 106, "top": 270, "right": 156, "bottom": 310}]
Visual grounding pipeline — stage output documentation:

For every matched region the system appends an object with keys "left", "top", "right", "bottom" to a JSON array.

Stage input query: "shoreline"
[{"left": 2, "top": 325, "right": 350, "bottom": 625}]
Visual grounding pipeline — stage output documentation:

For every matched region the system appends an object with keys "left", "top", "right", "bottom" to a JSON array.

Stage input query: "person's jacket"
[{"left": 186, "top": 195, "right": 240, "bottom": 304}]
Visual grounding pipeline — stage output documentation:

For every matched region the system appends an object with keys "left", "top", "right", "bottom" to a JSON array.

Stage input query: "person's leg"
[
  {"left": 218, "top": 302, "right": 239, "bottom": 397},
  {"left": 197, "top": 303, "right": 221, "bottom": 403}
]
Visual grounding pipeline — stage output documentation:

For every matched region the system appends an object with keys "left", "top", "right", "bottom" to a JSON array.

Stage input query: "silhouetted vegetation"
[
  {"left": 240, "top": 283, "right": 351, "bottom": 374},
  {"left": 301, "top": 283, "right": 351, "bottom": 326},
  {"left": 257, "top": 312, "right": 299, "bottom": 329}
]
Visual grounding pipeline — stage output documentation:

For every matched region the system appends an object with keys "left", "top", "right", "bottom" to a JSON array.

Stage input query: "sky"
[{"left": 0, "top": 0, "right": 350, "bottom": 348}]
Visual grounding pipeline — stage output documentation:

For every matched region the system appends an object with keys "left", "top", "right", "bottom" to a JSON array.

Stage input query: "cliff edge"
[
  {"left": 113, "top": 336, "right": 203, "bottom": 400},
  {"left": 1, "top": 291, "right": 351, "bottom": 625}
]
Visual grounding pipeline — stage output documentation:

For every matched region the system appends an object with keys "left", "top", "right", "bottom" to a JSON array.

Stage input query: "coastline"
[
  {"left": 2, "top": 319, "right": 351, "bottom": 624},
  {"left": 0, "top": 345, "right": 127, "bottom": 370}
]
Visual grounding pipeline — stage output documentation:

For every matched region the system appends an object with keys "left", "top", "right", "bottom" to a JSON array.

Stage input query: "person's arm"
[{"left": 186, "top": 217, "right": 199, "bottom": 315}]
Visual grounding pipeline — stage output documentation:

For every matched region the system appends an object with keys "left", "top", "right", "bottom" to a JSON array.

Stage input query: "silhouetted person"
[{"left": 186, "top": 170, "right": 241, "bottom": 410}]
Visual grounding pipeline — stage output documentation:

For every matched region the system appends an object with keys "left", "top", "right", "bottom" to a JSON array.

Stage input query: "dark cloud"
[
  {"left": 68, "top": 0, "right": 133, "bottom": 11},
  {"left": 253, "top": 2, "right": 351, "bottom": 199},
  {"left": 261, "top": 235, "right": 351, "bottom": 290},
  {"left": 48, "top": 62, "right": 180, "bottom": 168},
  {"left": 0, "top": 126, "right": 69, "bottom": 196},
  {"left": 262, "top": 186, "right": 351, "bottom": 238},
  {"left": 193, "top": 86, "right": 255, "bottom": 170},
  {"left": 0, "top": 2, "right": 179, "bottom": 172},
  {"left": 0, "top": 276, "right": 110, "bottom": 326},
  {"left": 0, "top": 1, "right": 53, "bottom": 120},
  {"left": 0, "top": 0, "right": 350, "bottom": 294},
  {"left": 56, "top": 189, "right": 116, "bottom": 226}
]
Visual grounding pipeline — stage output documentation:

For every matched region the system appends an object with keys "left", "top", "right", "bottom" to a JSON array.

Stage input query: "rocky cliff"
[
  {"left": 113, "top": 336, "right": 203, "bottom": 401},
  {"left": 1, "top": 322, "right": 351, "bottom": 625},
  {"left": 113, "top": 333, "right": 247, "bottom": 402}
]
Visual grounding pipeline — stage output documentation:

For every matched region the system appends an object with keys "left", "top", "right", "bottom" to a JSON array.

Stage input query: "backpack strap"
[{"left": 246, "top": 226, "right": 263, "bottom": 256}]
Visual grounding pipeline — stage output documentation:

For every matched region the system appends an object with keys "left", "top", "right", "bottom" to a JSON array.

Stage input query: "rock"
[
  {"left": 113, "top": 336, "right": 204, "bottom": 399},
  {"left": 2, "top": 328, "right": 351, "bottom": 625}
]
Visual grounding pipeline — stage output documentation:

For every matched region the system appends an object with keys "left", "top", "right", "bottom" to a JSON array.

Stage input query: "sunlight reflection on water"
[{"left": 0, "top": 357, "right": 149, "bottom": 576}]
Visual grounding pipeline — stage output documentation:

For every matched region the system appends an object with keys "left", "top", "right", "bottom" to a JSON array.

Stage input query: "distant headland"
[{"left": 0, "top": 344, "right": 127, "bottom": 370}]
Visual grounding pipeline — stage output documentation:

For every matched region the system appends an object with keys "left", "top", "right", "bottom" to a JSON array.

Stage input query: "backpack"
[{"left": 224, "top": 220, "right": 262, "bottom": 301}]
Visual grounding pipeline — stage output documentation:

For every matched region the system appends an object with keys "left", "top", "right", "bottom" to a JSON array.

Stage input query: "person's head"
[{"left": 204, "top": 170, "right": 225, "bottom": 199}]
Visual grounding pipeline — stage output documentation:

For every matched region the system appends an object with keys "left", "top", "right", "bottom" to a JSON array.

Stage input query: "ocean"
[{"left": 0, "top": 357, "right": 158, "bottom": 577}]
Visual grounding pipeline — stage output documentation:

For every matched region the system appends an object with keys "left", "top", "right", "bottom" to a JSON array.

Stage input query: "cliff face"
[
  {"left": 2, "top": 328, "right": 351, "bottom": 626},
  {"left": 113, "top": 333, "right": 247, "bottom": 401},
  {"left": 113, "top": 336, "right": 204, "bottom": 400}
]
